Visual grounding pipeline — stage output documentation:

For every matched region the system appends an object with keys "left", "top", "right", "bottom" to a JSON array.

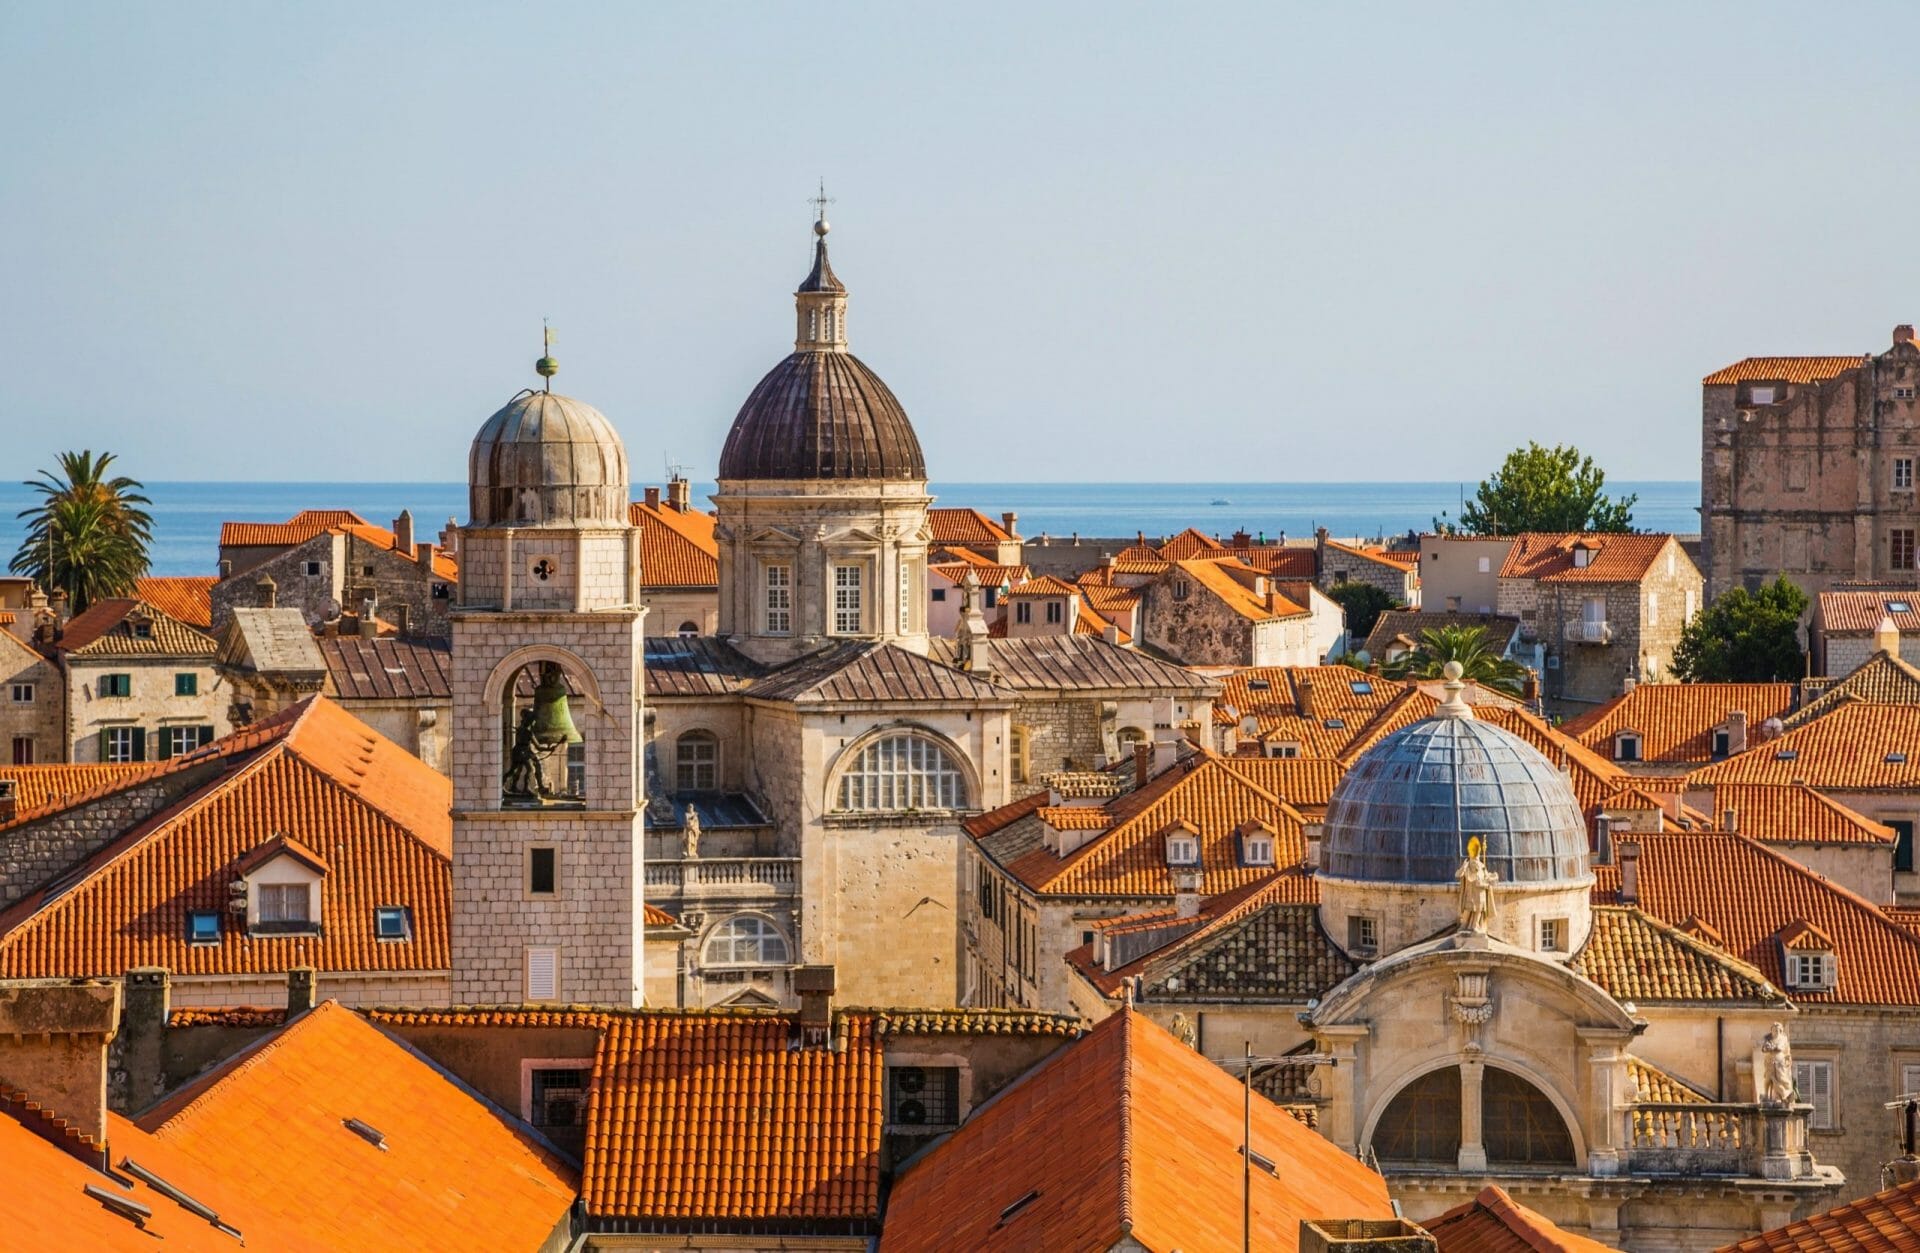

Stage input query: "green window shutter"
[
  {"left": 130, "top": 728, "right": 146, "bottom": 762},
  {"left": 157, "top": 728, "right": 173, "bottom": 760},
  {"left": 99, "top": 728, "right": 112, "bottom": 760},
  {"left": 175, "top": 673, "right": 197, "bottom": 697}
]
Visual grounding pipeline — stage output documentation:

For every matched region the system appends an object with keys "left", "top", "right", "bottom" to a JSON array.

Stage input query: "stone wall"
[
  {"left": 0, "top": 767, "right": 220, "bottom": 909},
  {"left": 0, "top": 645, "right": 63, "bottom": 765},
  {"left": 211, "top": 530, "right": 456, "bottom": 639},
  {"left": 1822, "top": 633, "right": 1920, "bottom": 679},
  {"left": 65, "top": 656, "right": 232, "bottom": 763}
]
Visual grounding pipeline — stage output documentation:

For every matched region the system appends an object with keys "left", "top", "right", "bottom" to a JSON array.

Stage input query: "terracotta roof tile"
[
  {"left": 1714, "top": 1173, "right": 1920, "bottom": 1253},
  {"left": 1714, "top": 784, "right": 1896, "bottom": 846},
  {"left": 1171, "top": 557, "right": 1309, "bottom": 623},
  {"left": 0, "top": 763, "right": 148, "bottom": 811},
  {"left": 931, "top": 561, "right": 1028, "bottom": 588},
  {"left": 1216, "top": 757, "right": 1346, "bottom": 811},
  {"left": 333, "top": 522, "right": 459, "bottom": 582},
  {"left": 137, "top": 1001, "right": 575, "bottom": 1248},
  {"left": 56, "top": 598, "right": 218, "bottom": 657},
  {"left": 133, "top": 577, "right": 216, "bottom": 629},
  {"left": 1817, "top": 589, "right": 1920, "bottom": 634},
  {"left": 927, "top": 507, "right": 1013, "bottom": 546},
  {"left": 1158, "top": 526, "right": 1229, "bottom": 559},
  {"left": 628, "top": 501, "right": 719, "bottom": 588},
  {"left": 584, "top": 1013, "right": 883, "bottom": 1223},
  {"left": 1571, "top": 905, "right": 1783, "bottom": 1004},
  {"left": 166, "top": 1006, "right": 287, "bottom": 1028},
  {"left": 1563, "top": 683, "right": 1798, "bottom": 764},
  {"left": 1425, "top": 1184, "right": 1623, "bottom": 1253},
  {"left": 1593, "top": 832, "right": 1920, "bottom": 1005},
  {"left": 0, "top": 697, "right": 451, "bottom": 980},
  {"left": 1786, "top": 652, "right": 1920, "bottom": 729},
  {"left": 1499, "top": 533, "right": 1680, "bottom": 583},
  {"left": 1702, "top": 355, "right": 1866, "bottom": 386},
  {"left": 219, "top": 509, "right": 370, "bottom": 547},
  {"left": 1686, "top": 702, "right": 1920, "bottom": 789},
  {"left": 878, "top": 1009, "right": 1394, "bottom": 1252},
  {"left": 1214, "top": 666, "right": 1409, "bottom": 757}
]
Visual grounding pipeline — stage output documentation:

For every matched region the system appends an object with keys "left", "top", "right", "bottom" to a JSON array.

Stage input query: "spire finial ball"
[
  {"left": 814, "top": 217, "right": 830, "bottom": 237},
  {"left": 1443, "top": 660, "right": 1465, "bottom": 682}
]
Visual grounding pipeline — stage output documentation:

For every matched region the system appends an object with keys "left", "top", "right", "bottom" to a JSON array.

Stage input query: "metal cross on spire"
[{"left": 810, "top": 179, "right": 834, "bottom": 229}]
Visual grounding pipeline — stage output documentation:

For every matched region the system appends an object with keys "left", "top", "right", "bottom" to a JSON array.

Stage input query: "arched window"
[
  {"left": 1117, "top": 726, "right": 1148, "bottom": 747},
  {"left": 1374, "top": 1068, "right": 1462, "bottom": 1165},
  {"left": 837, "top": 733, "right": 967, "bottom": 812},
  {"left": 677, "top": 621, "right": 700, "bottom": 638},
  {"left": 676, "top": 730, "right": 718, "bottom": 792},
  {"left": 703, "top": 915, "right": 789, "bottom": 966},
  {"left": 1484, "top": 1068, "right": 1575, "bottom": 1166}
]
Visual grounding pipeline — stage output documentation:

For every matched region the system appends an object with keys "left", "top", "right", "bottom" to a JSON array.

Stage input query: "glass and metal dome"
[
  {"left": 1320, "top": 679, "right": 1589, "bottom": 885},
  {"left": 469, "top": 388, "right": 630, "bottom": 528}
]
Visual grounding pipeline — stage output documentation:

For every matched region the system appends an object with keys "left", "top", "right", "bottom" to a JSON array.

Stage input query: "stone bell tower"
[{"left": 450, "top": 345, "right": 647, "bottom": 1006}]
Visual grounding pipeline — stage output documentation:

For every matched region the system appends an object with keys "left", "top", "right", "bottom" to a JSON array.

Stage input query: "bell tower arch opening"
[{"left": 1370, "top": 1063, "right": 1577, "bottom": 1172}]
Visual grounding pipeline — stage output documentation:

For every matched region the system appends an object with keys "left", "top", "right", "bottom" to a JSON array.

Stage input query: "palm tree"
[
  {"left": 9, "top": 451, "right": 153, "bottom": 612},
  {"left": 1383, "top": 625, "right": 1528, "bottom": 696}
]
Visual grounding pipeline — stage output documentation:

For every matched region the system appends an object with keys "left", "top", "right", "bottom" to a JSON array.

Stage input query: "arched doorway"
[
  {"left": 1372, "top": 1064, "right": 1576, "bottom": 1170},
  {"left": 1484, "top": 1067, "right": 1576, "bottom": 1167}
]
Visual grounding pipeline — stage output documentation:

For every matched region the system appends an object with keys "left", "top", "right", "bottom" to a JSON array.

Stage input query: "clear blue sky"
[{"left": 4, "top": 4, "right": 1918, "bottom": 484}]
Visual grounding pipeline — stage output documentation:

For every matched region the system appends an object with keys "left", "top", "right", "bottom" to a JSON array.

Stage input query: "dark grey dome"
[
  {"left": 717, "top": 351, "right": 926, "bottom": 481},
  {"left": 469, "top": 390, "right": 630, "bottom": 527},
  {"left": 1320, "top": 714, "right": 1589, "bottom": 884}
]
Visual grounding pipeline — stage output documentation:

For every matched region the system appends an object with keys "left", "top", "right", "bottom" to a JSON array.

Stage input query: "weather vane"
[{"left": 536, "top": 318, "right": 558, "bottom": 390}]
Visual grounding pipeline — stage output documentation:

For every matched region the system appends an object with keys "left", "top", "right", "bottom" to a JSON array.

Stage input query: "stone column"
[
  {"left": 1316, "top": 1026, "right": 1369, "bottom": 1154},
  {"left": 1578, "top": 1027, "right": 1635, "bottom": 1177},
  {"left": 1459, "top": 1057, "right": 1488, "bottom": 1172}
]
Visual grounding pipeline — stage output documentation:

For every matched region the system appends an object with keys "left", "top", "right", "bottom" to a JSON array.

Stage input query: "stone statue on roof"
[
  {"left": 682, "top": 803, "right": 702, "bottom": 859},
  {"left": 1757, "top": 1022, "right": 1795, "bottom": 1106},
  {"left": 1456, "top": 836, "right": 1499, "bottom": 934}
]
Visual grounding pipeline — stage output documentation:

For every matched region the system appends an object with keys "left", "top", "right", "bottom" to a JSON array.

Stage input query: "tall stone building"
[
  {"left": 1701, "top": 326, "right": 1920, "bottom": 598},
  {"left": 449, "top": 378, "right": 647, "bottom": 1006}
]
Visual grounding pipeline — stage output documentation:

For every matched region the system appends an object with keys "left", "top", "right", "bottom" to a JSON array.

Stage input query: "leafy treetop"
[{"left": 1437, "top": 442, "right": 1636, "bottom": 536}]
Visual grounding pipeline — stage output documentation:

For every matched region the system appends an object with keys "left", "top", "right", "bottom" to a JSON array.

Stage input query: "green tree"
[
  {"left": 1328, "top": 581, "right": 1398, "bottom": 641},
  {"left": 1436, "top": 442, "right": 1636, "bottom": 536},
  {"left": 9, "top": 451, "right": 153, "bottom": 612},
  {"left": 1671, "top": 576, "right": 1808, "bottom": 682},
  {"left": 1383, "top": 624, "right": 1529, "bottom": 695}
]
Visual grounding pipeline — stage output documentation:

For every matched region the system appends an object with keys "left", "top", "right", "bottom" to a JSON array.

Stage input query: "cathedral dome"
[
  {"left": 718, "top": 351, "right": 925, "bottom": 481},
  {"left": 716, "top": 216, "right": 926, "bottom": 482},
  {"left": 469, "top": 389, "right": 631, "bottom": 528},
  {"left": 1320, "top": 684, "right": 1589, "bottom": 886}
]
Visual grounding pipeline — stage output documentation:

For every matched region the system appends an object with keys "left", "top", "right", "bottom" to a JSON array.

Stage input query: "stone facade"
[
  {"left": 64, "top": 652, "right": 231, "bottom": 763},
  {"left": 211, "top": 528, "right": 455, "bottom": 638},
  {"left": 1138, "top": 570, "right": 1319, "bottom": 667},
  {"left": 1318, "top": 532, "right": 1420, "bottom": 605},
  {"left": 0, "top": 635, "right": 62, "bottom": 766},
  {"left": 0, "top": 769, "right": 220, "bottom": 910},
  {"left": 1420, "top": 536, "right": 1518, "bottom": 615},
  {"left": 1702, "top": 329, "right": 1920, "bottom": 599}
]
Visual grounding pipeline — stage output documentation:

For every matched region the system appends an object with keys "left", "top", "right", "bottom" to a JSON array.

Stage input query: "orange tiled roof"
[
  {"left": 1424, "top": 1184, "right": 1622, "bottom": 1253},
  {"left": 1686, "top": 701, "right": 1920, "bottom": 789},
  {"left": 0, "top": 763, "right": 147, "bottom": 811},
  {"left": 1714, "top": 1173, "right": 1920, "bottom": 1253},
  {"left": 1006, "top": 574, "right": 1079, "bottom": 597},
  {"left": 137, "top": 1001, "right": 575, "bottom": 1248},
  {"left": 1702, "top": 355, "right": 1866, "bottom": 386},
  {"left": 1077, "top": 581, "right": 1141, "bottom": 613},
  {"left": 1171, "top": 557, "right": 1309, "bottom": 623},
  {"left": 1324, "top": 539, "right": 1419, "bottom": 575},
  {"left": 629, "top": 500, "right": 720, "bottom": 587},
  {"left": 931, "top": 561, "right": 1029, "bottom": 589},
  {"left": 1499, "top": 532, "right": 1679, "bottom": 583},
  {"left": 1158, "top": 526, "right": 1229, "bottom": 559},
  {"left": 878, "top": 1009, "right": 1394, "bottom": 1253},
  {"left": 1785, "top": 651, "right": 1920, "bottom": 728},
  {"left": 0, "top": 696, "right": 452, "bottom": 980},
  {"left": 333, "top": 522, "right": 460, "bottom": 582},
  {"left": 218, "top": 509, "right": 370, "bottom": 547},
  {"left": 1713, "top": 784, "right": 1896, "bottom": 846},
  {"left": 928, "top": 507, "right": 1013, "bottom": 546},
  {"left": 584, "top": 1012, "right": 883, "bottom": 1224},
  {"left": 1817, "top": 588, "right": 1920, "bottom": 634},
  {"left": 1215, "top": 666, "right": 1408, "bottom": 756},
  {"left": 643, "top": 902, "right": 677, "bottom": 926},
  {"left": 1594, "top": 832, "right": 1920, "bottom": 1005},
  {"left": 1562, "top": 683, "right": 1798, "bottom": 765},
  {"left": 56, "top": 598, "right": 218, "bottom": 657},
  {"left": 1570, "top": 906, "right": 1782, "bottom": 1004},
  {"left": 1216, "top": 756, "right": 1346, "bottom": 811},
  {"left": 980, "top": 757, "right": 1304, "bottom": 898},
  {"left": 133, "top": 576, "right": 216, "bottom": 629}
]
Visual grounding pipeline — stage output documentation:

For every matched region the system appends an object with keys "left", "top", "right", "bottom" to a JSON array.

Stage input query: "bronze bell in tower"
[{"left": 528, "top": 662, "right": 584, "bottom": 750}]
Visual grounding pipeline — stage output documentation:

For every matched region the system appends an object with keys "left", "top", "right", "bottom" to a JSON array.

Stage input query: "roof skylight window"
[
  {"left": 1775, "top": 749, "right": 1799, "bottom": 760},
  {"left": 1247, "top": 679, "right": 1270, "bottom": 691},
  {"left": 1888, "top": 752, "right": 1910, "bottom": 764},
  {"left": 344, "top": 1117, "right": 388, "bottom": 1150},
  {"left": 998, "top": 1191, "right": 1041, "bottom": 1225},
  {"left": 1889, "top": 601, "right": 1913, "bottom": 614},
  {"left": 1323, "top": 718, "right": 1346, "bottom": 729},
  {"left": 186, "top": 911, "right": 220, "bottom": 945},
  {"left": 119, "top": 1158, "right": 243, "bottom": 1240},
  {"left": 1350, "top": 680, "right": 1374, "bottom": 695},
  {"left": 374, "top": 906, "right": 411, "bottom": 941}
]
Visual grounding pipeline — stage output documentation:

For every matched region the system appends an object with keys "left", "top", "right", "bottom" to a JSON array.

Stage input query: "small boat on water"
[{"left": 1209, "top": 498, "right": 1230, "bottom": 506}]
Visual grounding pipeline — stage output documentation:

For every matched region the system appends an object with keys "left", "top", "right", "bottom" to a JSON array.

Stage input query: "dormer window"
[
  {"left": 1266, "top": 741, "right": 1301, "bottom": 759},
  {"left": 1748, "top": 385, "right": 1778, "bottom": 405},
  {"left": 1573, "top": 547, "right": 1593, "bottom": 569},
  {"left": 1240, "top": 825, "right": 1275, "bottom": 867},
  {"left": 235, "top": 834, "right": 327, "bottom": 935},
  {"left": 1615, "top": 732, "right": 1642, "bottom": 763},
  {"left": 1711, "top": 729, "right": 1731, "bottom": 759},
  {"left": 1164, "top": 831, "right": 1200, "bottom": 866},
  {"left": 1788, "top": 952, "right": 1836, "bottom": 991}
]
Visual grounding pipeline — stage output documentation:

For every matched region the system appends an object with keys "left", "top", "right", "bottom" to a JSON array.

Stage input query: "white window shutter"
[{"left": 526, "top": 947, "right": 559, "bottom": 1001}]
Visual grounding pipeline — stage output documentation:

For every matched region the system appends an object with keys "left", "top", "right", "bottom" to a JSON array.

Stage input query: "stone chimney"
[
  {"left": 1896, "top": 324, "right": 1915, "bottom": 346},
  {"left": 1001, "top": 511, "right": 1019, "bottom": 537},
  {"left": 1723, "top": 807, "right": 1738, "bottom": 834},
  {"left": 644, "top": 486, "right": 661, "bottom": 510},
  {"left": 1622, "top": 674, "right": 1637, "bottom": 695},
  {"left": 795, "top": 965, "right": 835, "bottom": 1049},
  {"left": 393, "top": 509, "right": 414, "bottom": 555},
  {"left": 440, "top": 517, "right": 460, "bottom": 556},
  {"left": 1728, "top": 709, "right": 1749, "bottom": 755},
  {"left": 1173, "top": 868, "right": 1203, "bottom": 919},
  {"left": 1134, "top": 742, "right": 1152, "bottom": 791},
  {"left": 0, "top": 979, "right": 122, "bottom": 1155},
  {"left": 218, "top": 558, "right": 233, "bottom": 578},
  {"left": 1103, "top": 624, "right": 1121, "bottom": 645},
  {"left": 255, "top": 573, "right": 276, "bottom": 609},
  {"left": 1522, "top": 669, "right": 1540, "bottom": 702},
  {"left": 115, "top": 967, "right": 170, "bottom": 1114},
  {"left": 1618, "top": 840, "right": 1640, "bottom": 904},
  {"left": 667, "top": 478, "right": 691, "bottom": 511},
  {"left": 1878, "top": 614, "right": 1902, "bottom": 658},
  {"left": 1303, "top": 821, "right": 1324, "bottom": 870},
  {"left": 415, "top": 541, "right": 435, "bottom": 572},
  {"left": 287, "top": 966, "right": 318, "bottom": 1017},
  {"left": 1299, "top": 1218, "right": 1436, "bottom": 1253},
  {"left": 1295, "top": 676, "right": 1316, "bottom": 720},
  {"left": 0, "top": 778, "right": 15, "bottom": 824}
]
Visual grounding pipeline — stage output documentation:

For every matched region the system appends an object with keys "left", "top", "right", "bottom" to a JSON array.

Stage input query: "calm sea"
[{"left": 0, "top": 480, "right": 1701, "bottom": 578}]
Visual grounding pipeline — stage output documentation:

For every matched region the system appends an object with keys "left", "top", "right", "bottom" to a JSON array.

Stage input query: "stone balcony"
[
  {"left": 1625, "top": 1101, "right": 1817, "bottom": 1181},
  {"left": 644, "top": 857, "right": 800, "bottom": 901}
]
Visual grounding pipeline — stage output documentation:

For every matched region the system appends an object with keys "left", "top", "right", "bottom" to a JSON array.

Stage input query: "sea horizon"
[{"left": 0, "top": 479, "right": 1702, "bottom": 578}]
